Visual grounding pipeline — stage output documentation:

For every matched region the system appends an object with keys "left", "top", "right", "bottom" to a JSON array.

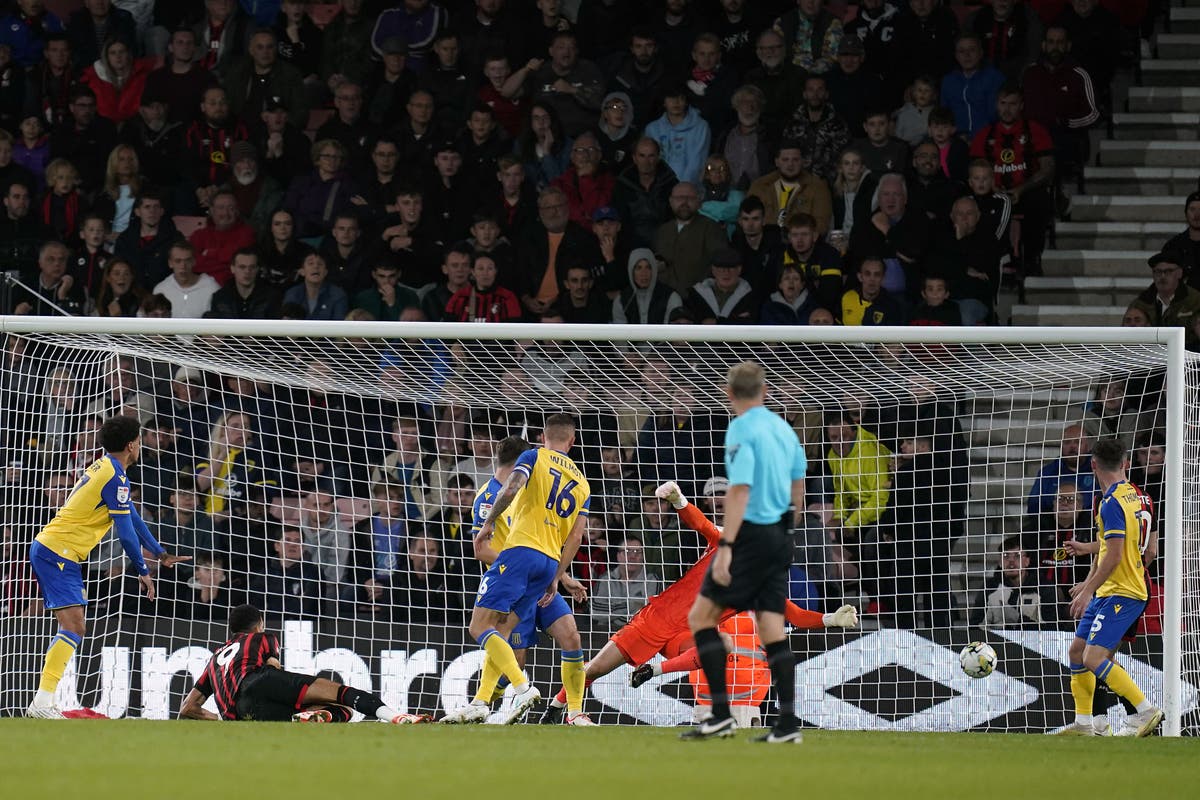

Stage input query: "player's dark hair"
[
  {"left": 1092, "top": 437, "right": 1128, "bottom": 472},
  {"left": 99, "top": 415, "right": 142, "bottom": 453},
  {"left": 228, "top": 604, "right": 263, "bottom": 635},
  {"left": 496, "top": 436, "right": 530, "bottom": 467},
  {"left": 543, "top": 413, "right": 576, "bottom": 440}
]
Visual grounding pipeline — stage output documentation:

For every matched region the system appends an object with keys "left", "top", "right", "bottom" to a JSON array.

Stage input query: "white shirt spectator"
[
  {"left": 153, "top": 273, "right": 219, "bottom": 318},
  {"left": 591, "top": 537, "right": 661, "bottom": 626}
]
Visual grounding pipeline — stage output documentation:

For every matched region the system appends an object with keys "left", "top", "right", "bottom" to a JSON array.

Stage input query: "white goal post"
[{"left": 0, "top": 317, "right": 1192, "bottom": 735}]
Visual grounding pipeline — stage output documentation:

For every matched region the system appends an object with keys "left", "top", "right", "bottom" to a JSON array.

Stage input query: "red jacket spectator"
[
  {"left": 552, "top": 167, "right": 616, "bottom": 233},
  {"left": 444, "top": 285, "right": 522, "bottom": 323},
  {"left": 80, "top": 53, "right": 155, "bottom": 125},
  {"left": 189, "top": 193, "right": 255, "bottom": 286}
]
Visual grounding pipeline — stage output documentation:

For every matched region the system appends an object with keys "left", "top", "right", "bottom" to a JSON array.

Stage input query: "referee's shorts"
[{"left": 699, "top": 517, "right": 790, "bottom": 614}]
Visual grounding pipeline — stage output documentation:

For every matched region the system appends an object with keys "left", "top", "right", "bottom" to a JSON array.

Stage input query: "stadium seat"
[
  {"left": 308, "top": 4, "right": 340, "bottom": 29},
  {"left": 172, "top": 215, "right": 207, "bottom": 239}
]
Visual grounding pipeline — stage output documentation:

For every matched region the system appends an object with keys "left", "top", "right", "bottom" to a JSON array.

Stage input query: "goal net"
[{"left": 0, "top": 319, "right": 1195, "bottom": 735}]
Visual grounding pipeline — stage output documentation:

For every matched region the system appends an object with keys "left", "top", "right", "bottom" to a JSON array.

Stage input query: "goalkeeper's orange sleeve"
[
  {"left": 677, "top": 503, "right": 722, "bottom": 547},
  {"left": 785, "top": 601, "right": 824, "bottom": 629}
]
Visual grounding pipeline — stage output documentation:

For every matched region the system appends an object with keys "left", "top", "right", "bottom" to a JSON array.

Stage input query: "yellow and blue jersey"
[
  {"left": 471, "top": 476, "right": 514, "bottom": 551},
  {"left": 1095, "top": 480, "right": 1149, "bottom": 601},
  {"left": 506, "top": 447, "right": 590, "bottom": 561}
]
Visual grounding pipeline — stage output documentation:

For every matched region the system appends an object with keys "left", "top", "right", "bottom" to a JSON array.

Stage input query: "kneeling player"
[
  {"left": 180, "top": 604, "right": 428, "bottom": 723},
  {"left": 541, "top": 481, "right": 857, "bottom": 723}
]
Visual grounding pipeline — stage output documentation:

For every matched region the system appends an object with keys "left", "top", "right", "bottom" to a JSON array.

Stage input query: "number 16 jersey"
[{"left": 507, "top": 447, "right": 590, "bottom": 561}]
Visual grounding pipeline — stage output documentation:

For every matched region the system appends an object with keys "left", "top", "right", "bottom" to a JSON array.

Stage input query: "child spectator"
[
  {"left": 852, "top": 109, "right": 910, "bottom": 175},
  {"left": 468, "top": 211, "right": 516, "bottom": 290},
  {"left": 282, "top": 252, "right": 349, "bottom": 321},
  {"left": 444, "top": 253, "right": 521, "bottom": 323},
  {"left": 13, "top": 116, "right": 50, "bottom": 191},
  {"left": 94, "top": 258, "right": 146, "bottom": 317},
  {"left": 927, "top": 107, "right": 969, "bottom": 183},
  {"left": 830, "top": 146, "right": 877, "bottom": 236},
  {"left": 39, "top": 158, "right": 83, "bottom": 240},
  {"left": 893, "top": 76, "right": 937, "bottom": 148},
  {"left": 759, "top": 263, "right": 818, "bottom": 325},
  {"left": 908, "top": 274, "right": 962, "bottom": 326},
  {"left": 70, "top": 213, "right": 112, "bottom": 298}
]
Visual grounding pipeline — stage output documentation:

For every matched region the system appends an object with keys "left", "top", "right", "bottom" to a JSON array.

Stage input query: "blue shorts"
[
  {"left": 474, "top": 546, "right": 557, "bottom": 628},
  {"left": 30, "top": 540, "right": 87, "bottom": 610},
  {"left": 1076, "top": 595, "right": 1147, "bottom": 651},
  {"left": 509, "top": 592, "right": 572, "bottom": 650}
]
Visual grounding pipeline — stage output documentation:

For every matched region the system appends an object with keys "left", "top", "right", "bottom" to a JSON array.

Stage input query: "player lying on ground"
[
  {"left": 27, "top": 415, "right": 190, "bottom": 719},
  {"left": 1061, "top": 438, "right": 1163, "bottom": 738},
  {"left": 180, "top": 604, "right": 429, "bottom": 723},
  {"left": 441, "top": 435, "right": 592, "bottom": 725},
  {"left": 540, "top": 481, "right": 858, "bottom": 723},
  {"left": 466, "top": 414, "right": 591, "bottom": 725}
]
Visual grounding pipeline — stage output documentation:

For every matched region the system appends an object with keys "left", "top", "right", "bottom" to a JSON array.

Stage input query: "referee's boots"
[{"left": 679, "top": 714, "right": 736, "bottom": 740}]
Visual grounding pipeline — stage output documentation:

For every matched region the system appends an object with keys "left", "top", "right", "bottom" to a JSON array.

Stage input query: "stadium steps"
[
  {"left": 1154, "top": 33, "right": 1200, "bottom": 59},
  {"left": 1052, "top": 221, "right": 1177, "bottom": 250},
  {"left": 1009, "top": 304, "right": 1126, "bottom": 326},
  {"left": 1081, "top": 167, "right": 1198, "bottom": 195},
  {"left": 961, "top": 416, "right": 1072, "bottom": 448},
  {"left": 1021, "top": 276, "right": 1147, "bottom": 306},
  {"left": 1096, "top": 139, "right": 1200, "bottom": 166},
  {"left": 1041, "top": 250, "right": 1155, "bottom": 276},
  {"left": 1126, "top": 86, "right": 1200, "bottom": 112},
  {"left": 1109, "top": 113, "right": 1200, "bottom": 140},
  {"left": 1067, "top": 195, "right": 1183, "bottom": 222},
  {"left": 1167, "top": 5, "right": 1200, "bottom": 34},
  {"left": 1136, "top": 58, "right": 1200, "bottom": 86}
]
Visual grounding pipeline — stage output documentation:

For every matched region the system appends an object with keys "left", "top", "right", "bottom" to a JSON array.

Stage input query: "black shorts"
[
  {"left": 235, "top": 668, "right": 318, "bottom": 721},
  {"left": 699, "top": 519, "right": 790, "bottom": 614}
]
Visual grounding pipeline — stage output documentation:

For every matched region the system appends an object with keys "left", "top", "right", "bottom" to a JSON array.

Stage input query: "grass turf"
[{"left": 2, "top": 720, "right": 1198, "bottom": 799}]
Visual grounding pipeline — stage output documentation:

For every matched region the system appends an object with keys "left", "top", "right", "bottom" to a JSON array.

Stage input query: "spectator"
[
  {"left": 748, "top": 140, "right": 834, "bottom": 234},
  {"left": 1128, "top": 252, "right": 1200, "bottom": 351},
  {"left": 196, "top": 410, "right": 276, "bottom": 518},
  {"left": 1055, "top": 0, "right": 1119, "bottom": 113},
  {"left": 517, "top": 185, "right": 602, "bottom": 318},
  {"left": 70, "top": 213, "right": 111, "bottom": 298},
  {"left": 908, "top": 274, "right": 961, "bottom": 326},
  {"left": 191, "top": 190, "right": 257, "bottom": 285},
  {"left": 1129, "top": 429, "right": 1166, "bottom": 533},
  {"left": 13, "top": 117, "right": 50, "bottom": 192},
  {"left": 685, "top": 248, "right": 757, "bottom": 325},
  {"left": 1029, "top": 480, "right": 1093, "bottom": 597},
  {"left": 320, "top": 0, "right": 374, "bottom": 88},
  {"left": 376, "top": 184, "right": 442, "bottom": 288},
  {"left": 516, "top": 101, "right": 572, "bottom": 193},
  {"left": 697, "top": 155, "right": 745, "bottom": 234},
  {"left": 771, "top": 211, "right": 843, "bottom": 311},
  {"left": 591, "top": 535, "right": 661, "bottom": 627},
  {"left": 456, "top": 104, "right": 509, "bottom": 189},
  {"left": 1, "top": 180, "right": 53, "bottom": 276},
  {"left": 653, "top": 181, "right": 729, "bottom": 294},
  {"left": 714, "top": 85, "right": 773, "bottom": 192},
  {"left": 1021, "top": 26, "right": 1100, "bottom": 185},
  {"left": 119, "top": 93, "right": 186, "bottom": 201},
  {"left": 974, "top": 535, "right": 1061, "bottom": 627},
  {"left": 612, "top": 248, "right": 683, "bottom": 325},
  {"left": 49, "top": 85, "right": 118, "bottom": 194},
  {"left": 418, "top": 30, "right": 474, "bottom": 134},
  {"left": 282, "top": 251, "right": 349, "bottom": 320},
  {"left": 363, "top": 37, "right": 418, "bottom": 131},
  {"left": 559, "top": 264, "right": 611, "bottom": 324},
  {"left": 168, "top": 552, "right": 239, "bottom": 622},
  {"left": 370, "top": 0, "right": 449, "bottom": 74},
  {"left": 969, "top": 84, "right": 1055, "bottom": 276},
  {"left": 845, "top": 0, "right": 902, "bottom": 87},
  {"left": 650, "top": 0, "right": 699, "bottom": 76},
  {"left": 91, "top": 144, "right": 143, "bottom": 235},
  {"left": 926, "top": 106, "right": 970, "bottom": 184},
  {"left": 389, "top": 534, "right": 463, "bottom": 625},
  {"left": 612, "top": 136, "right": 678, "bottom": 247},
  {"left": 299, "top": 488, "right": 353, "bottom": 591},
  {"left": 255, "top": 524, "right": 323, "bottom": 620},
  {"left": 759, "top": 262, "right": 818, "bottom": 326},
  {"left": 352, "top": 260, "right": 419, "bottom": 322},
  {"left": 729, "top": 195, "right": 784, "bottom": 292},
  {"left": 892, "top": 0, "right": 959, "bottom": 88},
  {"left": 113, "top": 190, "right": 177, "bottom": 288},
  {"left": 644, "top": 84, "right": 711, "bottom": 186},
  {"left": 369, "top": 415, "right": 432, "bottom": 522},
  {"left": 684, "top": 32, "right": 737, "bottom": 133},
  {"left": 94, "top": 258, "right": 147, "bottom": 317},
  {"left": 155, "top": 474, "right": 220, "bottom": 564},
  {"left": 143, "top": 28, "right": 217, "bottom": 126},
  {"left": 925, "top": 196, "right": 1001, "bottom": 325},
  {"left": 841, "top": 257, "right": 905, "bottom": 326},
  {"left": 552, "top": 130, "right": 615, "bottom": 231},
  {"left": 940, "top": 34, "right": 1006, "bottom": 139},
  {"left": 826, "top": 36, "right": 884, "bottom": 135},
  {"left": 609, "top": 26, "right": 668, "bottom": 127},
  {"left": 275, "top": 0, "right": 323, "bottom": 90},
  {"left": 594, "top": 92, "right": 637, "bottom": 175},
  {"left": 192, "top": 0, "right": 257, "bottom": 77},
  {"left": 258, "top": 208, "right": 307, "bottom": 288},
  {"left": 316, "top": 81, "right": 378, "bottom": 174},
  {"left": 526, "top": 31, "right": 604, "bottom": 138},
  {"left": 773, "top": 0, "right": 843, "bottom": 75},
  {"left": 209, "top": 247, "right": 282, "bottom": 319},
  {"left": 910, "top": 138, "right": 968, "bottom": 226},
  {"left": 284, "top": 139, "right": 358, "bottom": 240},
  {"left": 847, "top": 172, "right": 931, "bottom": 297},
  {"left": 10, "top": 240, "right": 84, "bottom": 315},
  {"left": 252, "top": 97, "right": 312, "bottom": 187},
  {"left": 1027, "top": 421, "right": 1096, "bottom": 516},
  {"left": 1164, "top": 191, "right": 1200, "bottom": 282},
  {"left": 745, "top": 28, "right": 805, "bottom": 132},
  {"left": 824, "top": 407, "right": 892, "bottom": 540},
  {"left": 445, "top": 252, "right": 521, "bottom": 323},
  {"left": 184, "top": 86, "right": 249, "bottom": 206},
  {"left": 892, "top": 75, "right": 937, "bottom": 148},
  {"left": 67, "top": 0, "right": 137, "bottom": 72},
  {"left": 781, "top": 75, "right": 851, "bottom": 187},
  {"left": 969, "top": 0, "right": 1044, "bottom": 79},
  {"left": 421, "top": 242, "right": 472, "bottom": 321},
  {"left": 80, "top": 36, "right": 154, "bottom": 125},
  {"left": 591, "top": 206, "right": 632, "bottom": 294},
  {"left": 221, "top": 142, "right": 284, "bottom": 238},
  {"left": 853, "top": 109, "right": 910, "bottom": 176},
  {"left": 423, "top": 471, "right": 476, "bottom": 578},
  {"left": 518, "top": 0, "right": 572, "bottom": 68},
  {"left": 318, "top": 212, "right": 368, "bottom": 290},
  {"left": 26, "top": 34, "right": 73, "bottom": 129},
  {"left": 966, "top": 158, "right": 1013, "bottom": 248},
  {"left": 37, "top": 159, "right": 83, "bottom": 241},
  {"left": 0, "top": 0, "right": 64, "bottom": 68},
  {"left": 831, "top": 146, "right": 877, "bottom": 237}
]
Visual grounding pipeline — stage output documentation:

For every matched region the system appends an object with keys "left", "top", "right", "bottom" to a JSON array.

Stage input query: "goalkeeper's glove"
[
  {"left": 822, "top": 604, "right": 859, "bottom": 629},
  {"left": 654, "top": 480, "right": 687, "bottom": 509}
]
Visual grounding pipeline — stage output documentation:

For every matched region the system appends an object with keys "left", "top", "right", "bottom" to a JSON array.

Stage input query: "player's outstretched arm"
[
  {"left": 656, "top": 480, "right": 723, "bottom": 546},
  {"left": 179, "top": 688, "right": 218, "bottom": 721}
]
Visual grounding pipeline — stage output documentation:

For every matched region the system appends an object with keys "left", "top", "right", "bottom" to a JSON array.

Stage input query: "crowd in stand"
[
  {"left": 0, "top": 1, "right": 1178, "bottom": 633},
  {"left": 0, "top": 0, "right": 1154, "bottom": 329}
]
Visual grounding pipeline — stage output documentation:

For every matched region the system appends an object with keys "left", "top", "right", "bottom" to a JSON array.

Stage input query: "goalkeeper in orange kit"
[{"left": 541, "top": 480, "right": 858, "bottom": 723}]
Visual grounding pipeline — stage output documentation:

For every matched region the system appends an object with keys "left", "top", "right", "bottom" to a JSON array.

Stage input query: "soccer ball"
[{"left": 959, "top": 642, "right": 998, "bottom": 678}]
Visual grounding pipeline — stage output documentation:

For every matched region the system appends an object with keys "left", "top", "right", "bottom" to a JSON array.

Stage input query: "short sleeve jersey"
[
  {"left": 1094, "top": 479, "right": 1150, "bottom": 601},
  {"left": 193, "top": 631, "right": 281, "bottom": 720},
  {"left": 472, "top": 476, "right": 515, "bottom": 551},
  {"left": 506, "top": 447, "right": 591, "bottom": 560},
  {"left": 36, "top": 455, "right": 133, "bottom": 562},
  {"left": 725, "top": 405, "right": 807, "bottom": 525}
]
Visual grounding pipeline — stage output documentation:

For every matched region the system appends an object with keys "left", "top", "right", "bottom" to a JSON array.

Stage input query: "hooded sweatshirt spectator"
[
  {"left": 611, "top": 247, "right": 682, "bottom": 325},
  {"left": 644, "top": 88, "right": 711, "bottom": 186}
]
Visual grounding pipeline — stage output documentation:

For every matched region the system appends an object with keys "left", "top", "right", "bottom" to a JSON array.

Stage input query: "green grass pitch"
[{"left": 3, "top": 720, "right": 1198, "bottom": 799}]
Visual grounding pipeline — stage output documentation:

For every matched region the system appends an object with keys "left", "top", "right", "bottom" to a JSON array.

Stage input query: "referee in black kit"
[{"left": 683, "top": 361, "right": 808, "bottom": 743}]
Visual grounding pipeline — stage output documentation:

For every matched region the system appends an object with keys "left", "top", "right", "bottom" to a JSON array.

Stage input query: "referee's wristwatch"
[{"left": 717, "top": 539, "right": 735, "bottom": 548}]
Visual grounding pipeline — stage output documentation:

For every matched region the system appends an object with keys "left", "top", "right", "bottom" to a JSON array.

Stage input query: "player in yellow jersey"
[
  {"left": 26, "top": 416, "right": 190, "bottom": 718},
  {"left": 1062, "top": 437, "right": 1163, "bottom": 737},
  {"left": 468, "top": 414, "right": 591, "bottom": 724}
]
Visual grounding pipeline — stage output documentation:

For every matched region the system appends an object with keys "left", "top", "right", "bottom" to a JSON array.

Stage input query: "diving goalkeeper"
[{"left": 541, "top": 481, "right": 857, "bottom": 722}]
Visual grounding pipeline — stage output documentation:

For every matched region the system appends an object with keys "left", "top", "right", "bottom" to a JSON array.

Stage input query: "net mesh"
[{"left": 0, "top": 323, "right": 1196, "bottom": 732}]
